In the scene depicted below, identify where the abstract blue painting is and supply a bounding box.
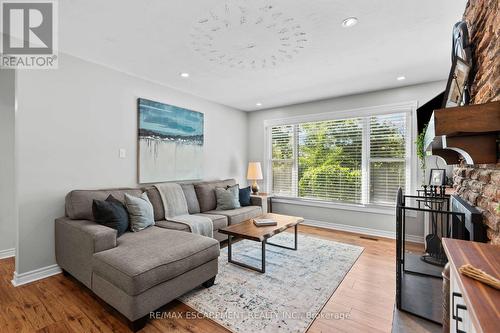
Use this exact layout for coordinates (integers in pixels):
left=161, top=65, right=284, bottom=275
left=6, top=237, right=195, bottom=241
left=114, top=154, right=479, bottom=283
left=138, top=98, right=204, bottom=183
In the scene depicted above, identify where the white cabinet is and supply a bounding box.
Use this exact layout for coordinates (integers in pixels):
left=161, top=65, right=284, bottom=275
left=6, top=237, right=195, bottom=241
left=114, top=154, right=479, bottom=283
left=443, top=239, right=499, bottom=333
left=449, top=270, right=477, bottom=333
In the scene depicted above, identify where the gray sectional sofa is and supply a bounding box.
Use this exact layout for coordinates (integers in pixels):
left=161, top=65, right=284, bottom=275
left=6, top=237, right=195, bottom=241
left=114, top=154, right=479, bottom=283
left=55, top=179, right=264, bottom=331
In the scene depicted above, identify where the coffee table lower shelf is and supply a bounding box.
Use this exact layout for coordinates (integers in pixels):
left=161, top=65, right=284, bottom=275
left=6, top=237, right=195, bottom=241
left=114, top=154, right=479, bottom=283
left=226, top=224, right=298, bottom=273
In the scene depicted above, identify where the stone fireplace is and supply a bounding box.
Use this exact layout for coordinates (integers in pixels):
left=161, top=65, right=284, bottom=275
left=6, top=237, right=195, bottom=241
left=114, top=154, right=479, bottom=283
left=452, top=0, right=499, bottom=244
left=453, top=166, right=499, bottom=243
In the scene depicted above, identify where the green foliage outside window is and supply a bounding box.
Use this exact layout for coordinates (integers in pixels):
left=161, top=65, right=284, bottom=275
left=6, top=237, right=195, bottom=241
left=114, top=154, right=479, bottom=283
left=298, top=119, right=362, bottom=202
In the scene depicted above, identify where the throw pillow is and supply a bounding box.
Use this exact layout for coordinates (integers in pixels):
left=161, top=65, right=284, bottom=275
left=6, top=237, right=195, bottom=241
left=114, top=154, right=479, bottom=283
left=124, top=192, right=155, bottom=232
left=239, top=186, right=252, bottom=206
left=92, top=195, right=129, bottom=237
left=226, top=184, right=241, bottom=209
left=215, top=184, right=241, bottom=210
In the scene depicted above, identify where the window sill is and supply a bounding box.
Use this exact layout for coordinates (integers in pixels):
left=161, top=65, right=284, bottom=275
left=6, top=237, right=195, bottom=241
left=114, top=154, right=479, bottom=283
left=272, top=196, right=416, bottom=217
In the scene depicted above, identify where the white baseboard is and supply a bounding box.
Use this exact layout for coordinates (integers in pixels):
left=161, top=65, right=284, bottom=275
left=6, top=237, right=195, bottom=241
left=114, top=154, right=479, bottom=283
left=0, top=248, right=15, bottom=259
left=11, top=264, right=62, bottom=287
left=303, top=219, right=424, bottom=243
left=405, top=234, right=424, bottom=244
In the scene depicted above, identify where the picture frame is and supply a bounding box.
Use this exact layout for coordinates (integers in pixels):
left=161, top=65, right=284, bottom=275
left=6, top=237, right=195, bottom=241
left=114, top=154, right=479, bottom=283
left=443, top=56, right=471, bottom=108
left=429, top=169, right=446, bottom=186
left=137, top=98, right=204, bottom=184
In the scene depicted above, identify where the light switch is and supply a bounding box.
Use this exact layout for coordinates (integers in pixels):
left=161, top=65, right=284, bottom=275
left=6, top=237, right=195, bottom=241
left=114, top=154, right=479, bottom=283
left=119, top=148, right=127, bottom=158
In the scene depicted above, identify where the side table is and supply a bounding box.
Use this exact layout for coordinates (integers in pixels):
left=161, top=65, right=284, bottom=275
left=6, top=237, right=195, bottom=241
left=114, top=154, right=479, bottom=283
left=250, top=192, right=274, bottom=213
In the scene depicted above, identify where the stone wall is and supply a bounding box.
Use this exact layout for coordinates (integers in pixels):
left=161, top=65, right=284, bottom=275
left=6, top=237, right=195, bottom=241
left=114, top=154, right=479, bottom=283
left=453, top=166, right=500, bottom=244
left=452, top=1, right=499, bottom=244
left=463, top=0, right=499, bottom=104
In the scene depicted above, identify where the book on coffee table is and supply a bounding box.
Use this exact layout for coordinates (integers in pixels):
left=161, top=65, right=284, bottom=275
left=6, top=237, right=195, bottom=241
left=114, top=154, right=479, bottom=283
left=253, top=218, right=277, bottom=227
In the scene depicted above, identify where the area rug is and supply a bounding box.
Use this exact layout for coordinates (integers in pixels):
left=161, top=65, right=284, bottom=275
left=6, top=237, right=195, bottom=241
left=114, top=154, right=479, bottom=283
left=179, top=233, right=364, bottom=333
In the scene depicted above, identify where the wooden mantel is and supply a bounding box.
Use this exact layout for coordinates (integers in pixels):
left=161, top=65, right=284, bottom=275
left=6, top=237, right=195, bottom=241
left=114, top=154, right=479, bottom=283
left=424, top=101, right=500, bottom=164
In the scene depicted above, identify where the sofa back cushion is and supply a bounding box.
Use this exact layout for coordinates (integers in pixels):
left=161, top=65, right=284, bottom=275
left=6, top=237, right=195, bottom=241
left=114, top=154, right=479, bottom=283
left=181, top=183, right=201, bottom=214
left=194, top=179, right=236, bottom=212
left=144, top=184, right=200, bottom=219
left=65, top=188, right=142, bottom=220
left=144, top=187, right=165, bottom=221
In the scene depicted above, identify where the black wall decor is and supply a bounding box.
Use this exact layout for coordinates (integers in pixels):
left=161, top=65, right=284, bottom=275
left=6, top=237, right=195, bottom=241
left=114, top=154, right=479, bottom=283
left=451, top=21, right=472, bottom=63
left=443, top=57, right=471, bottom=107
left=443, top=21, right=472, bottom=107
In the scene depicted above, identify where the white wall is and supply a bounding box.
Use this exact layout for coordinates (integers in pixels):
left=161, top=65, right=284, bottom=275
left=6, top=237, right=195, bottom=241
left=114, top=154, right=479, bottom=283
left=0, top=69, right=16, bottom=257
left=15, top=54, right=248, bottom=274
left=247, top=81, right=447, bottom=239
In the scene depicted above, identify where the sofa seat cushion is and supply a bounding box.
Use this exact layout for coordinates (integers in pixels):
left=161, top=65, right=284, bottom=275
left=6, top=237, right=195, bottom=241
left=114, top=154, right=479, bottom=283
left=156, top=213, right=228, bottom=232
left=193, top=213, right=228, bottom=230
left=205, top=206, right=262, bottom=225
left=92, top=226, right=219, bottom=296
left=155, top=220, right=189, bottom=231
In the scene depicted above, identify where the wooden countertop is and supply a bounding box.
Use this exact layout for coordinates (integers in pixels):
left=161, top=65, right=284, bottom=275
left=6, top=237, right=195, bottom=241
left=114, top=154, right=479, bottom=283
left=442, top=238, right=500, bottom=333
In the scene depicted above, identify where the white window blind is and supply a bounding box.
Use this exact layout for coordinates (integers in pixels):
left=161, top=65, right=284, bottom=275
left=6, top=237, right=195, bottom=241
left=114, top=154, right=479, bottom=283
left=298, top=118, right=362, bottom=203
left=271, top=125, right=295, bottom=196
left=369, top=113, right=407, bottom=204
left=269, top=111, right=409, bottom=206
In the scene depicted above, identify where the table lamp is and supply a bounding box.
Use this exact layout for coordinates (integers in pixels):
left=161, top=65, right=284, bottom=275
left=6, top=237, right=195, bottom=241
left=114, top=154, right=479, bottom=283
left=247, top=162, right=263, bottom=194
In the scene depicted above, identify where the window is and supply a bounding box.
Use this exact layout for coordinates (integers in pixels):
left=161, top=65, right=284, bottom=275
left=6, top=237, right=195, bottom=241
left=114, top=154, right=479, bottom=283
left=298, top=118, right=363, bottom=203
left=269, top=110, right=410, bottom=206
left=271, top=125, right=295, bottom=196
left=369, top=114, right=407, bottom=204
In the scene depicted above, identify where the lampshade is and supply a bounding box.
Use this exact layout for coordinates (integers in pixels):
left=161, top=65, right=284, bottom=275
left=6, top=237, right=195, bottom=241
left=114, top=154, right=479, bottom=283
left=247, top=162, right=263, bottom=180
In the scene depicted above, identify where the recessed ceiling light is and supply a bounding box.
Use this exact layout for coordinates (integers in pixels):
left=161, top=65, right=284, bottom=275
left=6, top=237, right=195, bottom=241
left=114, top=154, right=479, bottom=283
left=341, top=17, right=358, bottom=28
left=256, top=102, right=262, bottom=107
left=397, top=76, right=406, bottom=81
left=180, top=72, right=190, bottom=78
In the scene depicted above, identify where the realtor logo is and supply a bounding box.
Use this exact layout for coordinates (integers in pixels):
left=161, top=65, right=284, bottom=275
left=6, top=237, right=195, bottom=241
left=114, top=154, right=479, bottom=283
left=0, top=0, right=58, bottom=69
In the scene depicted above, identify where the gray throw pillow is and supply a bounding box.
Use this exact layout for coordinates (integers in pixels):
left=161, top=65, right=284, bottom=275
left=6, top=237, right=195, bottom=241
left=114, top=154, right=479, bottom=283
left=124, top=192, right=155, bottom=232
left=215, top=185, right=241, bottom=210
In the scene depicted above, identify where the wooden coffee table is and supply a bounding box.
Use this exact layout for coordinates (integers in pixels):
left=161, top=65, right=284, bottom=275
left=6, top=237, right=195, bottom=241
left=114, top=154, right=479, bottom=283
left=219, top=213, right=303, bottom=273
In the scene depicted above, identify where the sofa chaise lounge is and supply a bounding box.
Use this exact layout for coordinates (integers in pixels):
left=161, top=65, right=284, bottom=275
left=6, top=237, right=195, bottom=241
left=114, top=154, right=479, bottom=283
left=55, top=179, right=264, bottom=331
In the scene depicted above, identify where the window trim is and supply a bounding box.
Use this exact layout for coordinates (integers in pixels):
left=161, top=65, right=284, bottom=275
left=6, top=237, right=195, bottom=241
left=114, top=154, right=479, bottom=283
left=271, top=196, right=397, bottom=216
left=263, top=101, right=418, bottom=208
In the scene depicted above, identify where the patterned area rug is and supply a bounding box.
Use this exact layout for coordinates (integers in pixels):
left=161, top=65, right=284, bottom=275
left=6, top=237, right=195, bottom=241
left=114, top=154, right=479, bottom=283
left=179, top=233, right=364, bottom=333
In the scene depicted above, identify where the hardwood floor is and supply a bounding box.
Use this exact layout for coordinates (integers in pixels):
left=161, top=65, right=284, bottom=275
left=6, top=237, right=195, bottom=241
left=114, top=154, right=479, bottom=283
left=0, top=225, right=412, bottom=333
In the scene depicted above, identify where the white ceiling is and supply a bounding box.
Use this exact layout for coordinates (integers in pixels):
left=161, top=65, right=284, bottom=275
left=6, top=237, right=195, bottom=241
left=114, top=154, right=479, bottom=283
left=59, top=0, right=466, bottom=111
